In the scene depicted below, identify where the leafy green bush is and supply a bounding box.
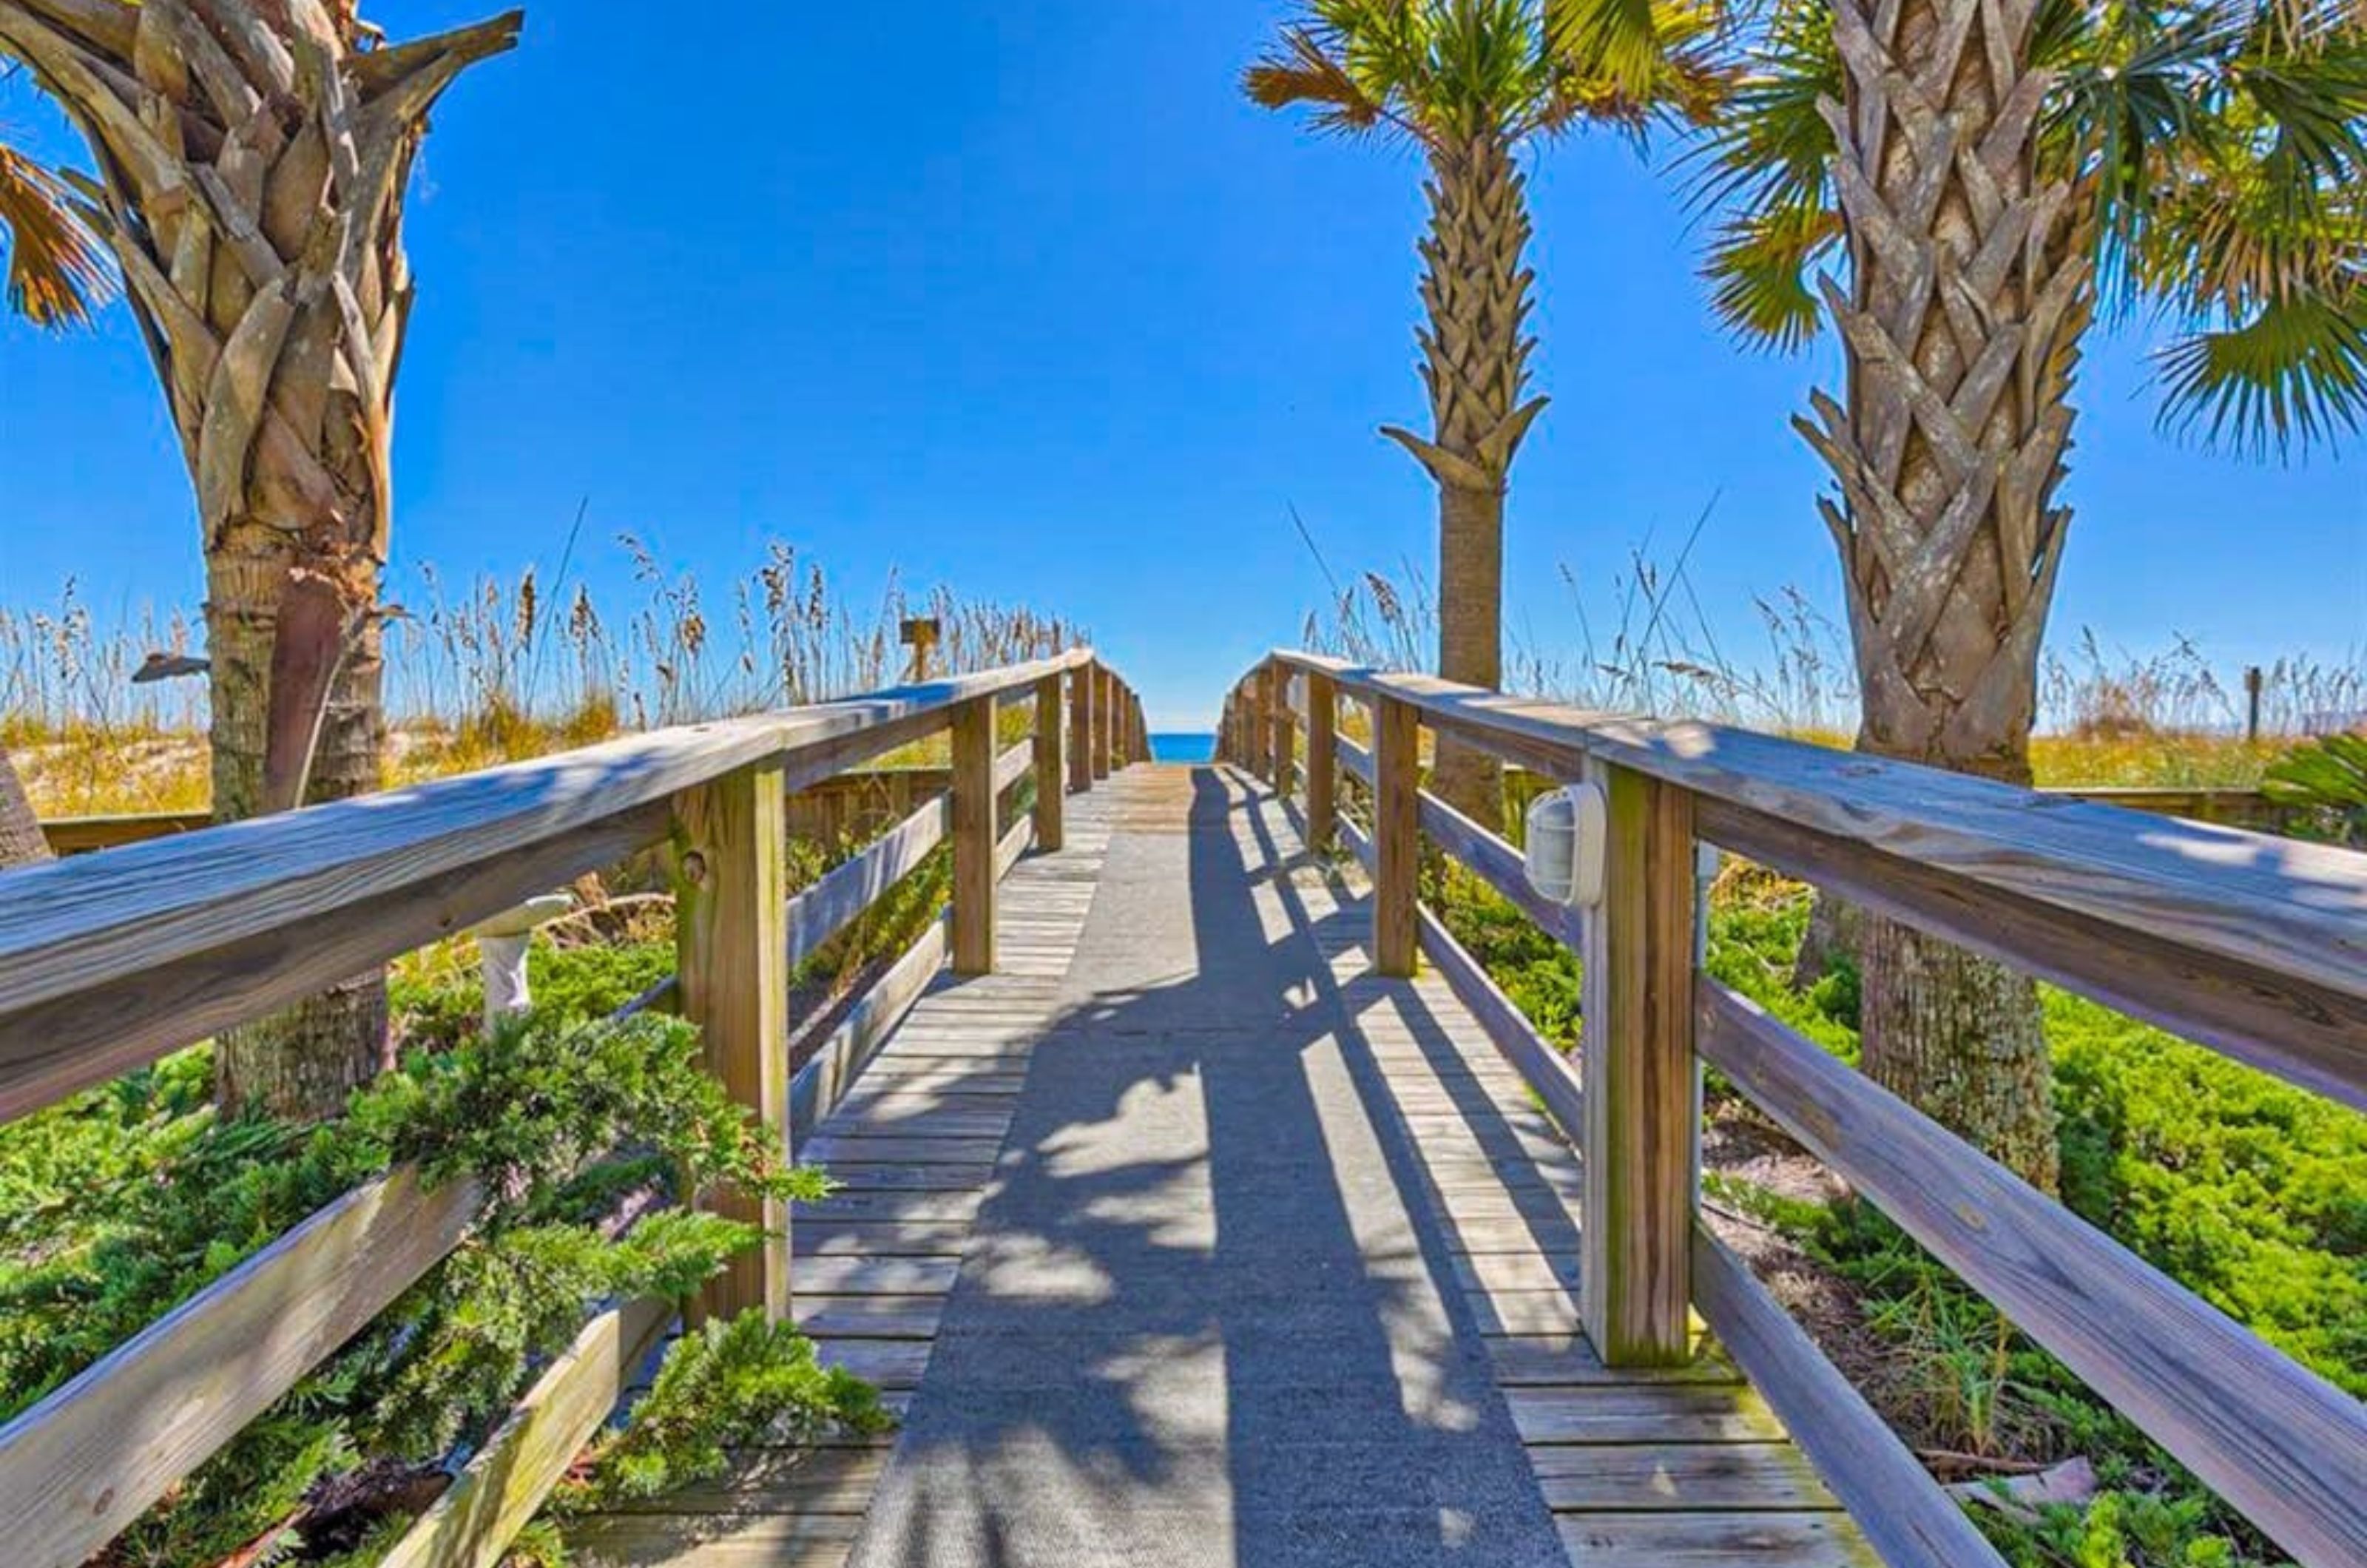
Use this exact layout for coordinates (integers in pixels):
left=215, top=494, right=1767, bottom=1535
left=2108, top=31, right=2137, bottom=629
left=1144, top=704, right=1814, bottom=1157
left=391, top=939, right=676, bottom=1055
left=2050, top=994, right=2366, bottom=1397
left=558, top=1311, right=888, bottom=1509
left=0, top=1004, right=847, bottom=1565
left=2262, top=733, right=2367, bottom=845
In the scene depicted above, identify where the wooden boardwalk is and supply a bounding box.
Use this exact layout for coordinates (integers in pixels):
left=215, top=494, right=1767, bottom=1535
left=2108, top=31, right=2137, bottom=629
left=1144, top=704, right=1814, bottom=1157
left=570, top=766, right=1866, bottom=1567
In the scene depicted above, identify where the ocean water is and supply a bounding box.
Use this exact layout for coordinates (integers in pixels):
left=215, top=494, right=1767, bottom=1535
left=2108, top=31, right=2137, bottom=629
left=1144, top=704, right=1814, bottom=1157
left=1149, top=732, right=1217, bottom=763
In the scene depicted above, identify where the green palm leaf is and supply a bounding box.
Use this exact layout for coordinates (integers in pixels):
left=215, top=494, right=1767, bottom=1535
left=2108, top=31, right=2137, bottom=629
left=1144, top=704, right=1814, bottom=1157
left=2155, top=284, right=2367, bottom=457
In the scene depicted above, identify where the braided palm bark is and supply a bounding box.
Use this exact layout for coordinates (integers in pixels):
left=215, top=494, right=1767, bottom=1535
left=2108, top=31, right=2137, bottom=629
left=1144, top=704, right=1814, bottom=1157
left=1801, top=0, right=2092, bottom=1185
left=1385, top=133, right=1547, bottom=827
left=0, top=0, right=519, bottom=1115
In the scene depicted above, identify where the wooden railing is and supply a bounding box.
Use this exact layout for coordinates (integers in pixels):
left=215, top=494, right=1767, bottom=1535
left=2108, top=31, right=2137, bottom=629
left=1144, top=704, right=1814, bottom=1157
left=1222, top=651, right=2367, bottom=1568
left=0, top=650, right=1146, bottom=1568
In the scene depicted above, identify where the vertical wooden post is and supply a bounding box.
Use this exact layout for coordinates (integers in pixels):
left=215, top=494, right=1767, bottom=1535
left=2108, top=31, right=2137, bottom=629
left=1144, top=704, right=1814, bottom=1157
left=1580, top=760, right=1698, bottom=1367
left=1269, top=667, right=1296, bottom=800
left=1372, top=695, right=1419, bottom=977
left=1101, top=669, right=1123, bottom=772
left=1068, top=663, right=1094, bottom=794
left=1089, top=665, right=1112, bottom=782
left=1306, top=670, right=1337, bottom=854
left=950, top=696, right=996, bottom=975
left=673, top=758, right=791, bottom=1323
left=1249, top=664, right=1273, bottom=780
left=1033, top=672, right=1065, bottom=853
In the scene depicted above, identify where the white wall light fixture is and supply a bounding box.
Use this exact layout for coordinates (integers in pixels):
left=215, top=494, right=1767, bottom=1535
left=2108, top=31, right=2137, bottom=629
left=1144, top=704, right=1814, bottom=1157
left=1523, top=783, right=1609, bottom=908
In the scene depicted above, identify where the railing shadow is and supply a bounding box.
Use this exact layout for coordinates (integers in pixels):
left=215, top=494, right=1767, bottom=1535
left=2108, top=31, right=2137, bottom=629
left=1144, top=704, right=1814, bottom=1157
left=845, top=766, right=1564, bottom=1567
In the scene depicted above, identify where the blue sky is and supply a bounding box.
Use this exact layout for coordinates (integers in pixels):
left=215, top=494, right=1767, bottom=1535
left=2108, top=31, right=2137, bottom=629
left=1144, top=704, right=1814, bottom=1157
left=2, top=1, right=2360, bottom=731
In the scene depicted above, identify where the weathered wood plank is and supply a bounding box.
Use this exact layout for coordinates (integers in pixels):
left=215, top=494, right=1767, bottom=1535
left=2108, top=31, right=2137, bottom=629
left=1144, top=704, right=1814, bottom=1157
left=0, top=652, right=1096, bottom=1125
left=37, top=810, right=212, bottom=855
left=1269, top=663, right=1296, bottom=799
left=1581, top=761, right=1696, bottom=1368
left=1693, top=1224, right=2001, bottom=1566
left=675, top=759, right=791, bottom=1323
left=787, top=917, right=948, bottom=1138
left=382, top=1296, right=672, bottom=1568
left=993, top=737, right=1033, bottom=798
left=1033, top=672, right=1064, bottom=853
left=1510, top=1385, right=1786, bottom=1444
left=1373, top=695, right=1420, bottom=978
left=1701, top=981, right=2367, bottom=1568
left=563, top=1510, right=862, bottom=1567
left=1273, top=652, right=2367, bottom=1109
left=0, top=1169, right=480, bottom=1568
left=1553, top=1510, right=1875, bottom=1567
left=791, top=1294, right=947, bottom=1338
left=783, top=794, right=947, bottom=970
left=1067, top=663, right=1094, bottom=795
left=1527, top=1442, right=1837, bottom=1512
left=950, top=696, right=996, bottom=976
left=1699, top=794, right=2366, bottom=1112
left=1488, top=1334, right=1739, bottom=1387
left=792, top=1256, right=960, bottom=1296
left=1306, top=669, right=1338, bottom=853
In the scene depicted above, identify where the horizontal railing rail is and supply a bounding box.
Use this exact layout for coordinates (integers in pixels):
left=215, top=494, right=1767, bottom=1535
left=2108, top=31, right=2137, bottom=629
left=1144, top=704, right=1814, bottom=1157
left=1223, top=649, right=2367, bottom=1568
left=0, top=649, right=1147, bottom=1568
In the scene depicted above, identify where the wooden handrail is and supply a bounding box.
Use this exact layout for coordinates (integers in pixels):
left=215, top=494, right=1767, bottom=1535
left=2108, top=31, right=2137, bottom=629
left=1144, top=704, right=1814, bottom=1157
left=0, top=649, right=1147, bottom=1568
left=1273, top=650, right=2367, bottom=1110
left=1701, top=982, right=2367, bottom=1566
left=1235, top=649, right=2367, bottom=1568
left=0, top=652, right=1093, bottom=1125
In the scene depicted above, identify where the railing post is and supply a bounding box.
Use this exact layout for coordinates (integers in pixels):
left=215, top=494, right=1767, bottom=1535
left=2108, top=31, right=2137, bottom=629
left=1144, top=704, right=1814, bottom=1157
left=1104, top=670, right=1124, bottom=771
left=672, top=757, right=791, bottom=1324
left=1306, top=669, right=1337, bottom=854
left=950, top=695, right=997, bottom=974
left=1068, top=662, right=1094, bottom=794
left=1269, top=666, right=1296, bottom=802
left=1252, top=663, right=1276, bottom=781
left=1372, top=695, right=1419, bottom=978
left=1090, top=665, right=1112, bottom=783
left=1033, top=672, right=1065, bottom=853
left=1580, top=760, right=1698, bottom=1366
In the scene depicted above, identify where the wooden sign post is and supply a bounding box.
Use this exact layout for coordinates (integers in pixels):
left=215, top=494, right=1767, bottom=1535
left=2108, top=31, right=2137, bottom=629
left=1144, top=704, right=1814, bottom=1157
left=901, top=618, right=942, bottom=683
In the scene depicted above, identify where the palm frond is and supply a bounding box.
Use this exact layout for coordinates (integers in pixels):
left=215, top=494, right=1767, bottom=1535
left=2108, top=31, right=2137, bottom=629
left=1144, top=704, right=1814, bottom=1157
left=1675, top=0, right=1836, bottom=342
left=1548, top=0, right=1678, bottom=105
left=1243, top=27, right=1394, bottom=137
left=0, top=141, right=111, bottom=328
left=1704, top=194, right=1840, bottom=349
left=2155, top=283, right=2367, bottom=458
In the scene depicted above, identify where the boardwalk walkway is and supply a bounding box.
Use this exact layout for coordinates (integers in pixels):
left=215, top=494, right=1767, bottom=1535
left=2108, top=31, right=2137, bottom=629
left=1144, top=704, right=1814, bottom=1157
left=573, top=766, right=1865, bottom=1567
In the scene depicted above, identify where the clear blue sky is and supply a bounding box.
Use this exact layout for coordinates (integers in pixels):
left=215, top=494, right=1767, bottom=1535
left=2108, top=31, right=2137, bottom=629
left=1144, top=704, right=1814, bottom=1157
left=3, top=1, right=2360, bottom=730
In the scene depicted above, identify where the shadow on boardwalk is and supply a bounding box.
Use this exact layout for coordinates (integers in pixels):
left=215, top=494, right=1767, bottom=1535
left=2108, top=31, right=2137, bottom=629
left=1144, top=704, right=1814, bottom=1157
left=843, top=767, right=1571, bottom=1567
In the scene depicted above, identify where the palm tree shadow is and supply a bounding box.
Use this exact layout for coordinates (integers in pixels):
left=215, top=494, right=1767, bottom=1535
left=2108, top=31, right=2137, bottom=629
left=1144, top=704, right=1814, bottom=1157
left=847, top=766, right=1568, bottom=1567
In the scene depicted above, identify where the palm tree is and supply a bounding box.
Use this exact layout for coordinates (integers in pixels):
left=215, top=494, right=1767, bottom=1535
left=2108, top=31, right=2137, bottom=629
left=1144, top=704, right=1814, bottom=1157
left=1690, top=0, right=2367, bottom=1186
left=1245, top=0, right=1726, bottom=828
left=0, top=0, right=521, bottom=1118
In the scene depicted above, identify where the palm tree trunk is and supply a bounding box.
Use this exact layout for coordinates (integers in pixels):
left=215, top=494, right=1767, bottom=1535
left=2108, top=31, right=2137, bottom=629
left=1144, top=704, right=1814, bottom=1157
left=1385, top=134, right=1547, bottom=831
left=1802, top=0, right=2093, bottom=1189
left=0, top=1, right=519, bottom=1119
left=0, top=748, right=51, bottom=869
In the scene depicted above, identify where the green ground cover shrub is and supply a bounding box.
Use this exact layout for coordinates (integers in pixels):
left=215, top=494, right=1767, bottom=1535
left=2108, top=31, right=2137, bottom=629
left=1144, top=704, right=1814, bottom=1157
left=0, top=955, right=873, bottom=1566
